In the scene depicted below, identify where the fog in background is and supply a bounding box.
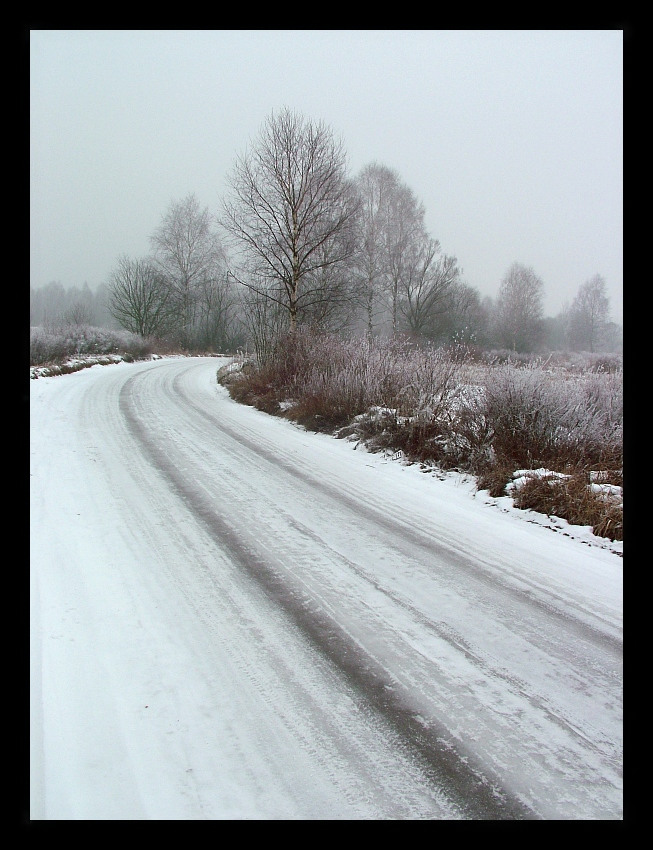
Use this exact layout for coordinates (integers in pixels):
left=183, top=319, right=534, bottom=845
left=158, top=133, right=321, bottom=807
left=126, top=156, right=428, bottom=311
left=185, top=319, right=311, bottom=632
left=30, top=29, right=623, bottom=322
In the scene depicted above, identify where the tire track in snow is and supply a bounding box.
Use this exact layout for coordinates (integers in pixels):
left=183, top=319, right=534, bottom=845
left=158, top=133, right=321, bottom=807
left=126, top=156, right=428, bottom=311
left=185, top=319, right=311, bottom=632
left=119, top=365, right=538, bottom=820
left=172, top=366, right=622, bottom=654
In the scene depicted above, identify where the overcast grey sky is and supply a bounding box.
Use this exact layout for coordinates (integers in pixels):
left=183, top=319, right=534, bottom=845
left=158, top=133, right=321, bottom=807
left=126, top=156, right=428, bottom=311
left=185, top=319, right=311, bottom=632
left=30, top=29, right=623, bottom=322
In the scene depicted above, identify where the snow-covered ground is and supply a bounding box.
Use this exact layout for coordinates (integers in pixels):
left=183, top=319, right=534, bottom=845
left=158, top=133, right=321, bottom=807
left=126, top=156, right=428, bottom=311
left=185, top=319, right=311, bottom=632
left=30, top=356, right=623, bottom=819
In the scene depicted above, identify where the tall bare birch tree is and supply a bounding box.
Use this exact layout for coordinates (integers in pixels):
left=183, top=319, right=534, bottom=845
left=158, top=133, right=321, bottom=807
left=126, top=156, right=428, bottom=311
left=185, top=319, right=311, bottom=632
left=384, top=179, right=426, bottom=335
left=352, top=162, right=428, bottom=336
left=352, top=163, right=397, bottom=335
left=150, top=193, right=227, bottom=348
left=221, top=108, right=359, bottom=334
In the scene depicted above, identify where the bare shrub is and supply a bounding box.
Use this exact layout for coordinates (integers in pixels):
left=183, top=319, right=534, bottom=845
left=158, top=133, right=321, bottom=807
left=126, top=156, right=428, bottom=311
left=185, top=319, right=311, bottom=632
left=394, top=345, right=466, bottom=420
left=226, top=332, right=622, bottom=474
left=221, top=330, right=471, bottom=447
left=587, top=353, right=622, bottom=373
left=223, top=359, right=282, bottom=413
left=573, top=371, right=623, bottom=464
left=273, top=331, right=405, bottom=421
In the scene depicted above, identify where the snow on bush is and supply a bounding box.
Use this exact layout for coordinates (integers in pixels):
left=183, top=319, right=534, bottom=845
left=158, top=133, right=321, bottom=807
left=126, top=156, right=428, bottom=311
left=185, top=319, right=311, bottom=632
left=30, top=324, right=153, bottom=368
left=469, top=364, right=623, bottom=469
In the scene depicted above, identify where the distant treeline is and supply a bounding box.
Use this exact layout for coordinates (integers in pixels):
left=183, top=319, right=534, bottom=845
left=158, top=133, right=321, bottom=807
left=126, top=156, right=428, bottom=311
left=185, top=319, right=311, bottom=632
left=31, top=109, right=623, bottom=356
left=30, top=275, right=623, bottom=356
left=30, top=281, right=117, bottom=332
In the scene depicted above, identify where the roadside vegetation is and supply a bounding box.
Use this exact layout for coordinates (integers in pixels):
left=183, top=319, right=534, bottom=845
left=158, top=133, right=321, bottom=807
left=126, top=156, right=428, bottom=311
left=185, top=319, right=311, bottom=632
left=219, top=330, right=623, bottom=542
left=31, top=108, right=623, bottom=543
left=29, top=324, right=158, bottom=377
left=29, top=322, right=624, bottom=543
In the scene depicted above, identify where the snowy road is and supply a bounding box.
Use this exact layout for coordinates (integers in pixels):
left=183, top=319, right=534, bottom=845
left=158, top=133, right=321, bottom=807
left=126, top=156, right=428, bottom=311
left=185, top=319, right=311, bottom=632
left=30, top=357, right=623, bottom=820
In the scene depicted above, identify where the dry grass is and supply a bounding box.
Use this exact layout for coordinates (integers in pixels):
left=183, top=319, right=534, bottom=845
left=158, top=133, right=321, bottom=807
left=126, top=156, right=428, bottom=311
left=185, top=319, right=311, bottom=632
left=511, top=472, right=623, bottom=541
left=476, top=463, right=516, bottom=498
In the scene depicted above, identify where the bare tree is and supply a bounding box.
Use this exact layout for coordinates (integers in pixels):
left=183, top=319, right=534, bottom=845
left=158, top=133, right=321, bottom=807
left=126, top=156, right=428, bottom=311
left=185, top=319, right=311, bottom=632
left=444, top=281, right=490, bottom=346
left=351, top=163, right=427, bottom=336
left=94, top=281, right=121, bottom=329
left=352, top=163, right=396, bottom=335
left=193, top=272, right=241, bottom=351
left=294, top=228, right=361, bottom=333
left=239, top=284, right=288, bottom=364
left=494, top=262, right=545, bottom=352
left=150, top=193, right=226, bottom=348
left=107, top=255, right=171, bottom=337
left=383, top=180, right=426, bottom=335
left=63, top=301, right=94, bottom=326
left=31, top=282, right=65, bottom=328
left=60, top=282, right=96, bottom=326
left=221, top=108, right=359, bottom=334
left=399, top=236, right=460, bottom=338
left=568, top=274, right=611, bottom=352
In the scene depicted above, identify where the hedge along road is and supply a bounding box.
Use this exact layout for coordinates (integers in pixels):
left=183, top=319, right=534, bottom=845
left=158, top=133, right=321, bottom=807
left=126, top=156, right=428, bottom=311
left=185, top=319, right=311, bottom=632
left=29, top=356, right=623, bottom=820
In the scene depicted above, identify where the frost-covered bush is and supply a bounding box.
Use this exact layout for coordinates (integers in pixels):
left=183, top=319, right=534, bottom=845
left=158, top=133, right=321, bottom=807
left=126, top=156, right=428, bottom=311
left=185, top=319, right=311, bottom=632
left=221, top=329, right=622, bottom=472
left=29, top=326, right=70, bottom=364
left=263, top=331, right=469, bottom=433
left=469, top=365, right=623, bottom=470
left=30, top=324, right=153, bottom=366
left=481, top=349, right=538, bottom=368
left=480, top=367, right=576, bottom=466
left=224, top=330, right=470, bottom=447
left=266, top=332, right=403, bottom=428
left=220, top=329, right=623, bottom=537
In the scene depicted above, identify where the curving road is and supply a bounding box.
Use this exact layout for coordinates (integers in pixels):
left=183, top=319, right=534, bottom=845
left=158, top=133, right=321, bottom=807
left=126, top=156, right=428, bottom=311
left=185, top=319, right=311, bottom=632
left=30, top=357, right=623, bottom=820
